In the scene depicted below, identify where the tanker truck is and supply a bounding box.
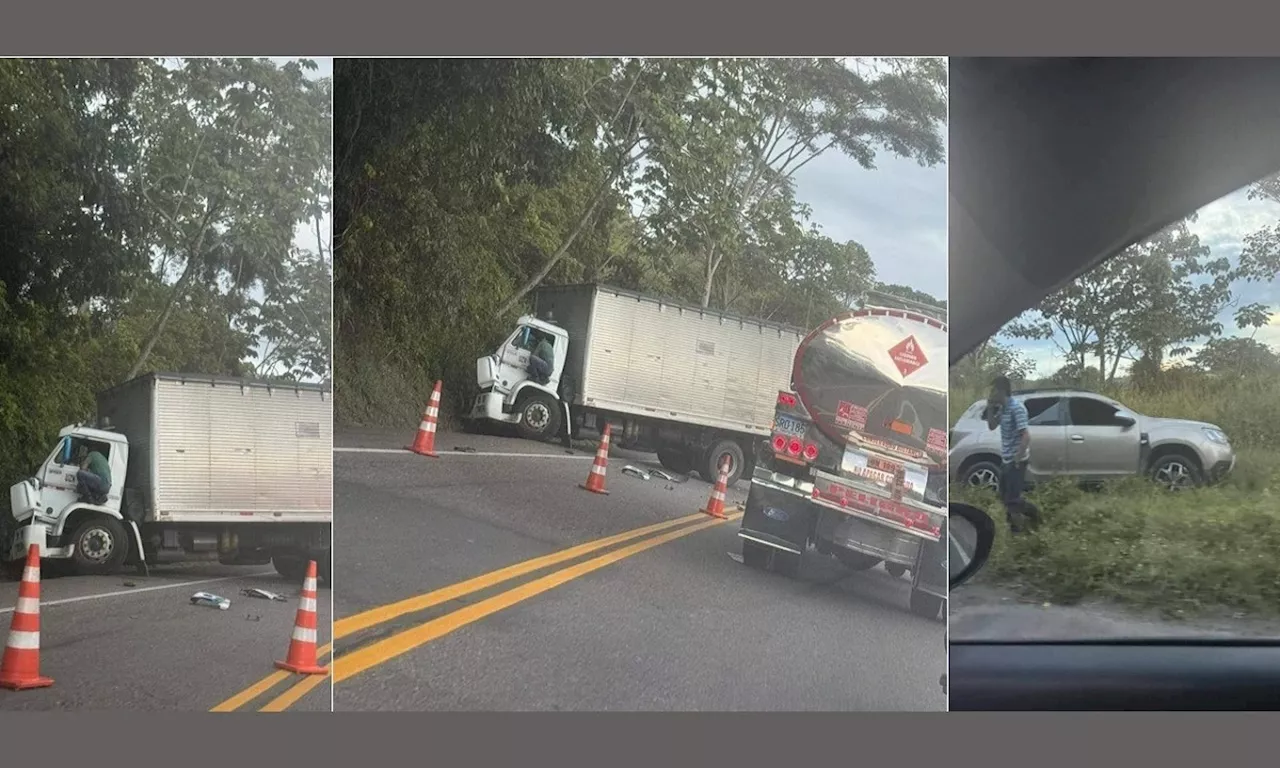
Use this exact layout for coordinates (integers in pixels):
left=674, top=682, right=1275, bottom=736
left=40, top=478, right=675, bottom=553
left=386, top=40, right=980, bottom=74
left=736, top=297, right=950, bottom=618
left=5, top=373, right=333, bottom=583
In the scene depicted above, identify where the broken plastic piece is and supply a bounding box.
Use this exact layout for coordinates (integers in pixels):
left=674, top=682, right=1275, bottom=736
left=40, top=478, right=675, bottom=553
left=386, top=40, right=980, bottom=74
left=190, top=591, right=231, bottom=610
left=621, top=465, right=651, bottom=481
left=240, top=588, right=288, bottom=602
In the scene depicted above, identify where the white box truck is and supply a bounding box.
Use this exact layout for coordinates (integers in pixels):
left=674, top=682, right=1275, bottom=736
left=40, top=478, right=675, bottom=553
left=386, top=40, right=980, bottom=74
left=467, top=284, right=805, bottom=487
left=5, top=373, right=332, bottom=583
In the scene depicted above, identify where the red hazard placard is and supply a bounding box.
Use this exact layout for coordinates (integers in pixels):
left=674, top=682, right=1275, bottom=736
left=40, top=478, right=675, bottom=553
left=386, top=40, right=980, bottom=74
left=836, top=400, right=868, bottom=431
left=927, top=428, right=947, bottom=455
left=888, top=334, right=927, bottom=378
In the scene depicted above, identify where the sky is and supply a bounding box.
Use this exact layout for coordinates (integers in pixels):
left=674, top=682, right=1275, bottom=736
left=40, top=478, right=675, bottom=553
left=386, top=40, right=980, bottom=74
left=793, top=148, right=948, bottom=301
left=998, top=183, right=1280, bottom=378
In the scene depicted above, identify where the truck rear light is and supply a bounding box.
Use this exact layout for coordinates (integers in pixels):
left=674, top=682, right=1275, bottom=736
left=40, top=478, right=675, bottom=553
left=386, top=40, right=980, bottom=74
left=777, top=392, right=797, bottom=408
left=802, top=442, right=819, bottom=461
left=772, top=434, right=787, bottom=452
left=787, top=438, right=803, bottom=456
left=888, top=419, right=913, bottom=436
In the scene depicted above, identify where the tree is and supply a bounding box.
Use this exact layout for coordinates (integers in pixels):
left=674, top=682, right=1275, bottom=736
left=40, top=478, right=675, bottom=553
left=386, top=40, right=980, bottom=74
left=1007, top=221, right=1232, bottom=384
left=0, top=58, right=148, bottom=307
left=644, top=57, right=947, bottom=308
left=1192, top=336, right=1280, bottom=378
left=128, top=57, right=330, bottom=380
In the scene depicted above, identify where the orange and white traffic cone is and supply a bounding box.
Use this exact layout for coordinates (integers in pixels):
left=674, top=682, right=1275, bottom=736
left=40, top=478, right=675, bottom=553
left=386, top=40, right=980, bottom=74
left=0, top=545, right=53, bottom=690
left=700, top=459, right=730, bottom=519
left=579, top=424, right=612, bottom=495
left=274, top=560, right=328, bottom=676
left=408, top=381, right=443, bottom=458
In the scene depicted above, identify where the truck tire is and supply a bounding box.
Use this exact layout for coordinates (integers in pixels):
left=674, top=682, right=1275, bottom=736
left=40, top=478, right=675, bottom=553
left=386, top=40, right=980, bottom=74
left=657, top=448, right=695, bottom=475
left=909, top=588, right=945, bottom=620
left=272, top=553, right=309, bottom=584
left=702, top=439, right=746, bottom=487
left=69, top=515, right=130, bottom=576
left=515, top=393, right=562, bottom=443
left=834, top=549, right=881, bottom=571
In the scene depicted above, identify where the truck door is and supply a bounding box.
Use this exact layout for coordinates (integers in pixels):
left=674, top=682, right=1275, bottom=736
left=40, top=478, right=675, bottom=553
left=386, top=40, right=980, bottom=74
left=40, top=437, right=81, bottom=494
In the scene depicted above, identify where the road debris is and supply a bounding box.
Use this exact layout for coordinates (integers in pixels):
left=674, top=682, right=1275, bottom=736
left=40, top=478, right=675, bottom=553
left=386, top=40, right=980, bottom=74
left=621, top=465, right=651, bottom=481
left=240, top=588, right=288, bottom=602
left=121, top=581, right=136, bottom=588
left=190, top=592, right=231, bottom=610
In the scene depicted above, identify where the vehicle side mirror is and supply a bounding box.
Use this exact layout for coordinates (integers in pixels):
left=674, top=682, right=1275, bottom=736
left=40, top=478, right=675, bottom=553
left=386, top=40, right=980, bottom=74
left=1114, top=410, right=1136, bottom=428
left=948, top=502, right=997, bottom=589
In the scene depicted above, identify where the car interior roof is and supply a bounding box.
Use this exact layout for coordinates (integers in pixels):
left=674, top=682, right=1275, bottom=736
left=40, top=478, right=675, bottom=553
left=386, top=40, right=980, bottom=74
left=949, top=57, right=1280, bottom=363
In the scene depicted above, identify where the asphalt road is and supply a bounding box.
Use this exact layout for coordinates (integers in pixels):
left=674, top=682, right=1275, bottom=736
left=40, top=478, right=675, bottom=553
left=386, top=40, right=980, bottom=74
left=333, top=427, right=947, bottom=711
left=0, top=561, right=331, bottom=711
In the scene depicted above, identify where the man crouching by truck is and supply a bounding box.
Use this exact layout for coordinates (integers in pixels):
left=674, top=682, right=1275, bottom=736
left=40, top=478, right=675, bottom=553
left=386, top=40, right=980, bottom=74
left=75, top=444, right=112, bottom=504
left=986, top=375, right=1038, bottom=533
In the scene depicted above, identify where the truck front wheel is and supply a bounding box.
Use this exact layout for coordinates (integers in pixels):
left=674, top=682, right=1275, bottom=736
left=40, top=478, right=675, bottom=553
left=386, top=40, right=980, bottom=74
left=69, top=516, right=130, bottom=575
left=516, top=393, right=562, bottom=443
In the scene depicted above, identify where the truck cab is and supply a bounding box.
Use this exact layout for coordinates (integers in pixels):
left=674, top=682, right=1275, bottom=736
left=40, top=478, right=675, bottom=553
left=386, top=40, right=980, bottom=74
left=9, top=424, right=135, bottom=566
left=471, top=316, right=571, bottom=441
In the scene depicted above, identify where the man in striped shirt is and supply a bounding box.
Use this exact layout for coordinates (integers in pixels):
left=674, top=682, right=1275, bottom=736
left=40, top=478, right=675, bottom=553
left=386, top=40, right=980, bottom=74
left=986, top=375, right=1034, bottom=532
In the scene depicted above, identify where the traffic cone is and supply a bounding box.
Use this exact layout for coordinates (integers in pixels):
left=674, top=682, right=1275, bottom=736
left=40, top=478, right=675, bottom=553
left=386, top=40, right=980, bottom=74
left=408, top=381, right=442, bottom=458
left=274, top=560, right=328, bottom=676
left=0, top=545, right=53, bottom=690
left=579, top=424, right=612, bottom=495
left=700, top=459, right=730, bottom=519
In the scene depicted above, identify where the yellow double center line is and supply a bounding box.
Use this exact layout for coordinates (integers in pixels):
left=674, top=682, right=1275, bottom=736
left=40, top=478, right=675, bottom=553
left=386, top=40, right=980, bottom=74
left=211, top=509, right=739, bottom=711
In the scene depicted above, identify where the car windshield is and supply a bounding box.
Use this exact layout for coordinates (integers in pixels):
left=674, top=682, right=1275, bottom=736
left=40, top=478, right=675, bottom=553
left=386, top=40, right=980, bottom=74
left=949, top=175, right=1280, bottom=641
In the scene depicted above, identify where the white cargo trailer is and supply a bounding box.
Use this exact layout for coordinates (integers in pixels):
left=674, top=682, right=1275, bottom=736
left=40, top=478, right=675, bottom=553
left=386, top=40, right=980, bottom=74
left=6, top=373, right=332, bottom=583
left=468, top=284, right=805, bottom=487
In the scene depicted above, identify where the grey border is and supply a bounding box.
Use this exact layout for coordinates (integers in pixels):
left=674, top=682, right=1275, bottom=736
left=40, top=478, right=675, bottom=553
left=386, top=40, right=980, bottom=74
left=2, top=2, right=1280, bottom=54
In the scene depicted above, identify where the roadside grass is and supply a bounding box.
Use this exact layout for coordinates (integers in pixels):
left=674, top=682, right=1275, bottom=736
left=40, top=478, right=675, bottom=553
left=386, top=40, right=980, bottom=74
left=950, top=375, right=1280, bottom=620
left=952, top=449, right=1280, bottom=620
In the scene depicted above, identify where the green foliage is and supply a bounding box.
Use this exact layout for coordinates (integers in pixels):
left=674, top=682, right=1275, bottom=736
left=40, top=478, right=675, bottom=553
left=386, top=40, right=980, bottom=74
left=954, top=463, right=1280, bottom=618
left=334, top=58, right=946, bottom=427
left=0, top=57, right=329, bottom=513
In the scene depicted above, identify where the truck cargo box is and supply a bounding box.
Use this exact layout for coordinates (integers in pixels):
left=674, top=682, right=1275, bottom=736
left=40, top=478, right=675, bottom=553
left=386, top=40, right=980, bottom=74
left=532, top=285, right=805, bottom=437
left=96, top=373, right=333, bottom=524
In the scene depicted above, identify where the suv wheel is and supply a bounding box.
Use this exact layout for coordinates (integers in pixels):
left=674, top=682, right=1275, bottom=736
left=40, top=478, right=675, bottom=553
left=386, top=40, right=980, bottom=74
left=1151, top=453, right=1202, bottom=490
left=961, top=460, right=1002, bottom=494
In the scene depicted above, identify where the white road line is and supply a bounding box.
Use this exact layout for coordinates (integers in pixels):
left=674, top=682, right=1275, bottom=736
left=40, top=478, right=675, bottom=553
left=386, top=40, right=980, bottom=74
left=334, top=447, right=594, bottom=459
left=0, top=571, right=275, bottom=614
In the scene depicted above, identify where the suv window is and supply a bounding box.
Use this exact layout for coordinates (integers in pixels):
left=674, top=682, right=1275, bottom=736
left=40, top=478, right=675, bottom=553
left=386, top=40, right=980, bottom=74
left=1024, top=396, right=1065, bottom=426
left=1068, top=397, right=1123, bottom=427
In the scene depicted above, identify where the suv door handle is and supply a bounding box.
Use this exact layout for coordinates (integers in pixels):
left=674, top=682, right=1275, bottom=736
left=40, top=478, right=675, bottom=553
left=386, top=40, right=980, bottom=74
left=1070, top=435, right=1085, bottom=442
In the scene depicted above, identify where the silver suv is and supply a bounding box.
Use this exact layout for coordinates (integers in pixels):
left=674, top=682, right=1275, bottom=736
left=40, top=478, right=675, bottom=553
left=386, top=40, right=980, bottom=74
left=948, top=389, right=1236, bottom=491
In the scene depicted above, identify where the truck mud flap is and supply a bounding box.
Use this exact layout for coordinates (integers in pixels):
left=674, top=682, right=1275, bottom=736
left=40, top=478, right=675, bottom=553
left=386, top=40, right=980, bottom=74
left=126, top=520, right=149, bottom=577
left=912, top=516, right=947, bottom=598
left=739, top=481, right=814, bottom=553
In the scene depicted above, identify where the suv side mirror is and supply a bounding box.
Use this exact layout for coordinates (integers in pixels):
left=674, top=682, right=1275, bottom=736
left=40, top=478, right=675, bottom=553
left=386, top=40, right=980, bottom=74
left=1114, top=410, right=1137, bottom=428
left=948, top=502, right=997, bottom=589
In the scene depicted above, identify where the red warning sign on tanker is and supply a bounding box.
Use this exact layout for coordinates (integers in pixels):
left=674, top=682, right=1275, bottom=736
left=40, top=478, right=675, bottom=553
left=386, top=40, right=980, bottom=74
left=836, top=400, right=868, bottom=431
left=927, top=427, right=947, bottom=455
left=888, top=334, right=927, bottom=378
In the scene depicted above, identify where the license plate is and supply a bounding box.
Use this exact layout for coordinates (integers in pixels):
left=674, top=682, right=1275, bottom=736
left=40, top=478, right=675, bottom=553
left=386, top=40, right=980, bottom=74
left=774, top=414, right=807, bottom=437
